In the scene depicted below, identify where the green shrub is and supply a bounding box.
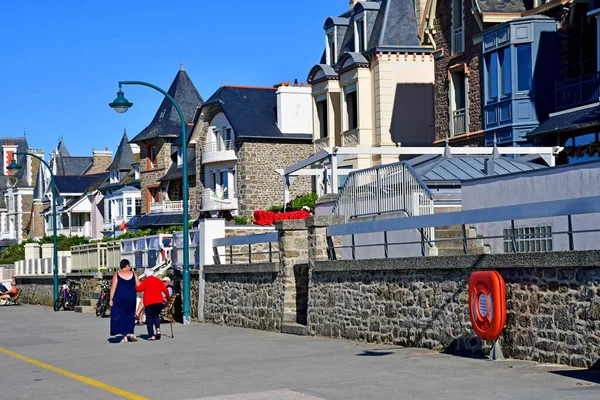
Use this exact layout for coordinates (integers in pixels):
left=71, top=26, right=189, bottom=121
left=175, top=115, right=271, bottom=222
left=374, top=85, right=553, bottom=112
left=266, top=205, right=284, bottom=213
left=0, top=243, right=25, bottom=264
left=290, top=193, right=318, bottom=213
left=233, top=215, right=252, bottom=225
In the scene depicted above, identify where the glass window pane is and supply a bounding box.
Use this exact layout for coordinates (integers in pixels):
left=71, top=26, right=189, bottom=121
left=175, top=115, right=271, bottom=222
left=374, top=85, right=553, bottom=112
left=501, top=47, right=511, bottom=96
left=486, top=53, right=498, bottom=100
left=517, top=44, right=532, bottom=92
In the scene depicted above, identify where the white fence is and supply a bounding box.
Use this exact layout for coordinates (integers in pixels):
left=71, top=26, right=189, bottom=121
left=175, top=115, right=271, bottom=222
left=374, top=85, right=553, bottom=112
left=15, top=252, right=72, bottom=276
left=120, top=234, right=173, bottom=270
left=71, top=242, right=121, bottom=272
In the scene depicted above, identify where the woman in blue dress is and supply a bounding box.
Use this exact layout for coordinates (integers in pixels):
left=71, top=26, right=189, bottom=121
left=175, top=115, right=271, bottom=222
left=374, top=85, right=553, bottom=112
left=109, top=259, right=140, bottom=342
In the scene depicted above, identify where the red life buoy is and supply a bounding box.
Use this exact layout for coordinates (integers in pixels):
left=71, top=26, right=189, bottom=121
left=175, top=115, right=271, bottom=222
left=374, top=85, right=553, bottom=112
left=468, top=271, right=506, bottom=341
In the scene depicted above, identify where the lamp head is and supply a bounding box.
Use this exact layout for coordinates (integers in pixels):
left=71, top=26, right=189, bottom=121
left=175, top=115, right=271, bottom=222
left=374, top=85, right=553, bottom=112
left=7, top=159, right=21, bottom=172
left=109, top=89, right=133, bottom=114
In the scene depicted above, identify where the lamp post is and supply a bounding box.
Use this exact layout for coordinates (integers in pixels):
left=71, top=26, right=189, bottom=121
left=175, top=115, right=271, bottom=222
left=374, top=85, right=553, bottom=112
left=109, top=81, right=192, bottom=324
left=8, top=153, right=59, bottom=302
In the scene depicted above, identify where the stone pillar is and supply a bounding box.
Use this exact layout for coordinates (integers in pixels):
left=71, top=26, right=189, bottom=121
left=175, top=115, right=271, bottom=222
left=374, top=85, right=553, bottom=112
left=197, top=219, right=225, bottom=322
left=305, top=216, right=345, bottom=264
left=24, top=243, right=40, bottom=260
left=275, top=220, right=308, bottom=327
left=41, top=243, right=54, bottom=259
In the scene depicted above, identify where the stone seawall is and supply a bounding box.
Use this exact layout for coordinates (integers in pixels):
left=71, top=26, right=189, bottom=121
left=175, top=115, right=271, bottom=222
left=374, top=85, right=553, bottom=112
left=18, top=274, right=118, bottom=307
left=203, top=263, right=282, bottom=331
left=309, top=251, right=600, bottom=368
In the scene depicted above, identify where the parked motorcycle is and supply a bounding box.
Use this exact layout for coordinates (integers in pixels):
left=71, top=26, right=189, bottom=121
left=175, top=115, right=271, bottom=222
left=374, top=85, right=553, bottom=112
left=95, top=281, right=111, bottom=318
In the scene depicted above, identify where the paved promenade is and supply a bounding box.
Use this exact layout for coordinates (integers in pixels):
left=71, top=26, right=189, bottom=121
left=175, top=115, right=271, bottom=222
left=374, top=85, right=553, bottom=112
left=0, top=305, right=598, bottom=399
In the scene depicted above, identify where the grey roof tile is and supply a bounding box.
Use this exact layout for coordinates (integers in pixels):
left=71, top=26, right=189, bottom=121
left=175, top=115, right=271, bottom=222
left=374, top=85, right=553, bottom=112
left=108, top=131, right=137, bottom=171
left=54, top=175, right=103, bottom=194
left=477, top=0, right=525, bottom=13
left=130, top=68, right=204, bottom=143
left=201, top=86, right=312, bottom=140
left=527, top=105, right=600, bottom=137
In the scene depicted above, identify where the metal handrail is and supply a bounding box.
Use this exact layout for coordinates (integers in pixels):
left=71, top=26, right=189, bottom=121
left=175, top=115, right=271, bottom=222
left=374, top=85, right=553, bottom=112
left=212, top=231, right=279, bottom=265
left=326, top=195, right=600, bottom=259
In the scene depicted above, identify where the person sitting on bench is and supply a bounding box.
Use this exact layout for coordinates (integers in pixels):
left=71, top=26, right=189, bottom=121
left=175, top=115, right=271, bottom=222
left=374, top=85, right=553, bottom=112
left=0, top=282, right=18, bottom=301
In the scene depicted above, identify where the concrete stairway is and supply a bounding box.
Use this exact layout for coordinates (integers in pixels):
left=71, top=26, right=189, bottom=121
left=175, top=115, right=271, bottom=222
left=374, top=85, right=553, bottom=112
left=432, top=207, right=490, bottom=256
left=74, top=298, right=95, bottom=314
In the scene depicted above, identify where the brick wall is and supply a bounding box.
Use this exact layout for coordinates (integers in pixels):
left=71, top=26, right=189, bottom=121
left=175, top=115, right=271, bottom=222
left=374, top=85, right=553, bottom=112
left=31, top=202, right=45, bottom=237
left=433, top=0, right=484, bottom=146
left=236, top=139, right=313, bottom=216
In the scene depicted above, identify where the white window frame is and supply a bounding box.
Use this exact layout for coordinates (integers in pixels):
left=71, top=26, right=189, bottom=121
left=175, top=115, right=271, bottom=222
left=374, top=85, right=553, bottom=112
left=176, top=147, right=182, bottom=166
left=503, top=226, right=553, bottom=253
left=134, top=165, right=140, bottom=180
left=354, top=14, right=367, bottom=53
left=449, top=68, right=468, bottom=137
left=326, top=27, right=337, bottom=64
left=451, top=0, right=464, bottom=55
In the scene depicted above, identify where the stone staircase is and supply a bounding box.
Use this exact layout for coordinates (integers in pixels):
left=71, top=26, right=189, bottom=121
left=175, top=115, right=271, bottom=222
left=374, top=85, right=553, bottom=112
left=75, top=292, right=106, bottom=315
left=432, top=207, right=490, bottom=256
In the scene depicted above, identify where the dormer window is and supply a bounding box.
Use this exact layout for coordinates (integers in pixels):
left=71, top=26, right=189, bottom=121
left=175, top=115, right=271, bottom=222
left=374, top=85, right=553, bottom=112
left=110, top=170, right=118, bottom=184
left=326, top=28, right=337, bottom=64
left=134, top=165, right=140, bottom=180
left=177, top=147, right=182, bottom=167
left=354, top=16, right=366, bottom=53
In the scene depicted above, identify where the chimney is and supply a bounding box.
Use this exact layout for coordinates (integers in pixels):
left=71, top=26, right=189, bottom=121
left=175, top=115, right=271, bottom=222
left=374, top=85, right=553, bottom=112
left=87, top=149, right=113, bottom=175
left=484, top=158, right=495, bottom=176
left=276, top=80, right=313, bottom=135
left=3, top=141, right=18, bottom=176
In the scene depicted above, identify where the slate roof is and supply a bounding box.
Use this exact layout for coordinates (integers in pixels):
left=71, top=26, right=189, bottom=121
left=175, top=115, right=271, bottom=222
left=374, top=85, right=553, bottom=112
left=527, top=104, right=600, bottom=137
left=54, top=175, right=104, bottom=194
left=160, top=148, right=196, bottom=182
left=201, top=86, right=312, bottom=140
left=477, top=0, right=525, bottom=13
left=407, top=153, right=545, bottom=184
left=52, top=141, right=93, bottom=175
left=130, top=67, right=204, bottom=144
left=108, top=131, right=137, bottom=171
left=126, top=213, right=186, bottom=229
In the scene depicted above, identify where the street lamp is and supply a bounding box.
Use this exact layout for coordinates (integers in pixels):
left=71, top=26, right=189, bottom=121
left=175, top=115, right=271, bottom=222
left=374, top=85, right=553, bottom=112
left=8, top=153, right=59, bottom=303
left=109, top=81, right=192, bottom=324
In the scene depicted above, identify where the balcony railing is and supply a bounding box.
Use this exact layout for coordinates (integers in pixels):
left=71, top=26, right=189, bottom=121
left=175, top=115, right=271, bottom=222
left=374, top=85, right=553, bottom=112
left=150, top=200, right=187, bottom=213
left=202, top=188, right=238, bottom=211
left=452, top=108, right=466, bottom=136
left=452, top=27, right=464, bottom=54
left=202, top=140, right=235, bottom=156
left=0, top=231, right=14, bottom=240
left=556, top=72, right=600, bottom=111
left=103, top=216, right=125, bottom=231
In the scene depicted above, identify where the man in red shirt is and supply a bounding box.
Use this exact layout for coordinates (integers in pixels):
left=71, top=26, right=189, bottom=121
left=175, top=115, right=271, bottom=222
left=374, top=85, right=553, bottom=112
left=136, top=274, right=170, bottom=340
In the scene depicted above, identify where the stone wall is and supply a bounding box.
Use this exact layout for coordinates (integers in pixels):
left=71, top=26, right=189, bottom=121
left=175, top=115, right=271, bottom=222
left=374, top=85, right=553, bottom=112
left=20, top=192, right=33, bottom=240
left=236, top=139, right=313, bottom=216
left=432, top=0, right=484, bottom=146
left=86, top=151, right=112, bottom=175
left=203, top=263, right=281, bottom=331
left=309, top=251, right=600, bottom=368
left=139, top=138, right=171, bottom=214
left=30, top=202, right=45, bottom=238
left=17, top=273, right=115, bottom=306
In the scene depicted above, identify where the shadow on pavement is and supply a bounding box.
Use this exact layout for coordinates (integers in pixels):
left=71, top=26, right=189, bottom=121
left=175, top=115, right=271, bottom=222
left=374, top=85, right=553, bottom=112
left=550, top=369, right=600, bottom=385
left=357, top=350, right=395, bottom=357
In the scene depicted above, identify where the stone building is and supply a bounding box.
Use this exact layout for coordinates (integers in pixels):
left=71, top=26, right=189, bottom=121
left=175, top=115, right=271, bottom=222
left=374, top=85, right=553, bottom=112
left=127, top=65, right=203, bottom=229
left=0, top=136, right=40, bottom=244
left=308, top=0, right=435, bottom=170
left=419, top=0, right=525, bottom=146
left=192, top=84, right=313, bottom=217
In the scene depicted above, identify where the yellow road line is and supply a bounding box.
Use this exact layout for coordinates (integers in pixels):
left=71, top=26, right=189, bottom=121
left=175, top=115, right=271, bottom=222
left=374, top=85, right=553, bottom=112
left=0, top=347, right=148, bottom=400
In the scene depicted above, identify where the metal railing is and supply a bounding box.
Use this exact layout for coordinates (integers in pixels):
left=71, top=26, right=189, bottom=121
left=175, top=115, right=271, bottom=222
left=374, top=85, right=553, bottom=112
left=202, top=140, right=235, bottom=156
left=333, top=161, right=434, bottom=216
left=212, top=231, right=279, bottom=265
left=150, top=200, right=186, bottom=213
left=555, top=71, right=600, bottom=111
left=452, top=108, right=466, bottom=136
left=203, top=188, right=236, bottom=202
left=326, top=196, right=600, bottom=259
left=71, top=242, right=121, bottom=272
left=452, top=26, right=464, bottom=54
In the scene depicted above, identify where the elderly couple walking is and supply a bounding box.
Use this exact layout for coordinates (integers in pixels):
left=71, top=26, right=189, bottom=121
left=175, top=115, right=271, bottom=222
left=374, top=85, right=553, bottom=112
left=109, top=259, right=171, bottom=343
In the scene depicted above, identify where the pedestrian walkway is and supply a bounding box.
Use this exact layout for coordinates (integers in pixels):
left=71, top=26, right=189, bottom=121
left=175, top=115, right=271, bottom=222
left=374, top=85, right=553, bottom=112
left=0, top=305, right=598, bottom=399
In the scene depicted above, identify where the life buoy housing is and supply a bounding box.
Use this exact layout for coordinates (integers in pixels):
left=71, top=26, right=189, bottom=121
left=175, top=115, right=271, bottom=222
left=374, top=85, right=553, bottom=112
left=468, top=270, right=506, bottom=341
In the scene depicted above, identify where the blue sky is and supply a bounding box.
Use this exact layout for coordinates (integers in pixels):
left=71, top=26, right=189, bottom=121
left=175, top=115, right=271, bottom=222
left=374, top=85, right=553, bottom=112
left=0, top=1, right=341, bottom=156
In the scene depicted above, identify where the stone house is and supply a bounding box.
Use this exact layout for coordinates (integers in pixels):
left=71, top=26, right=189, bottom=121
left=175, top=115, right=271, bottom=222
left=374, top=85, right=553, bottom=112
left=192, top=84, right=313, bottom=217
left=0, top=137, right=41, bottom=245
left=308, top=0, right=435, bottom=171
left=128, top=66, right=203, bottom=229
left=419, top=0, right=526, bottom=146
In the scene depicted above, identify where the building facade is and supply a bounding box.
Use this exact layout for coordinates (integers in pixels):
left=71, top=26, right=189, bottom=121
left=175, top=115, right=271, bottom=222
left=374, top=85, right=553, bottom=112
left=308, top=0, right=435, bottom=171
left=192, top=84, right=313, bottom=217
